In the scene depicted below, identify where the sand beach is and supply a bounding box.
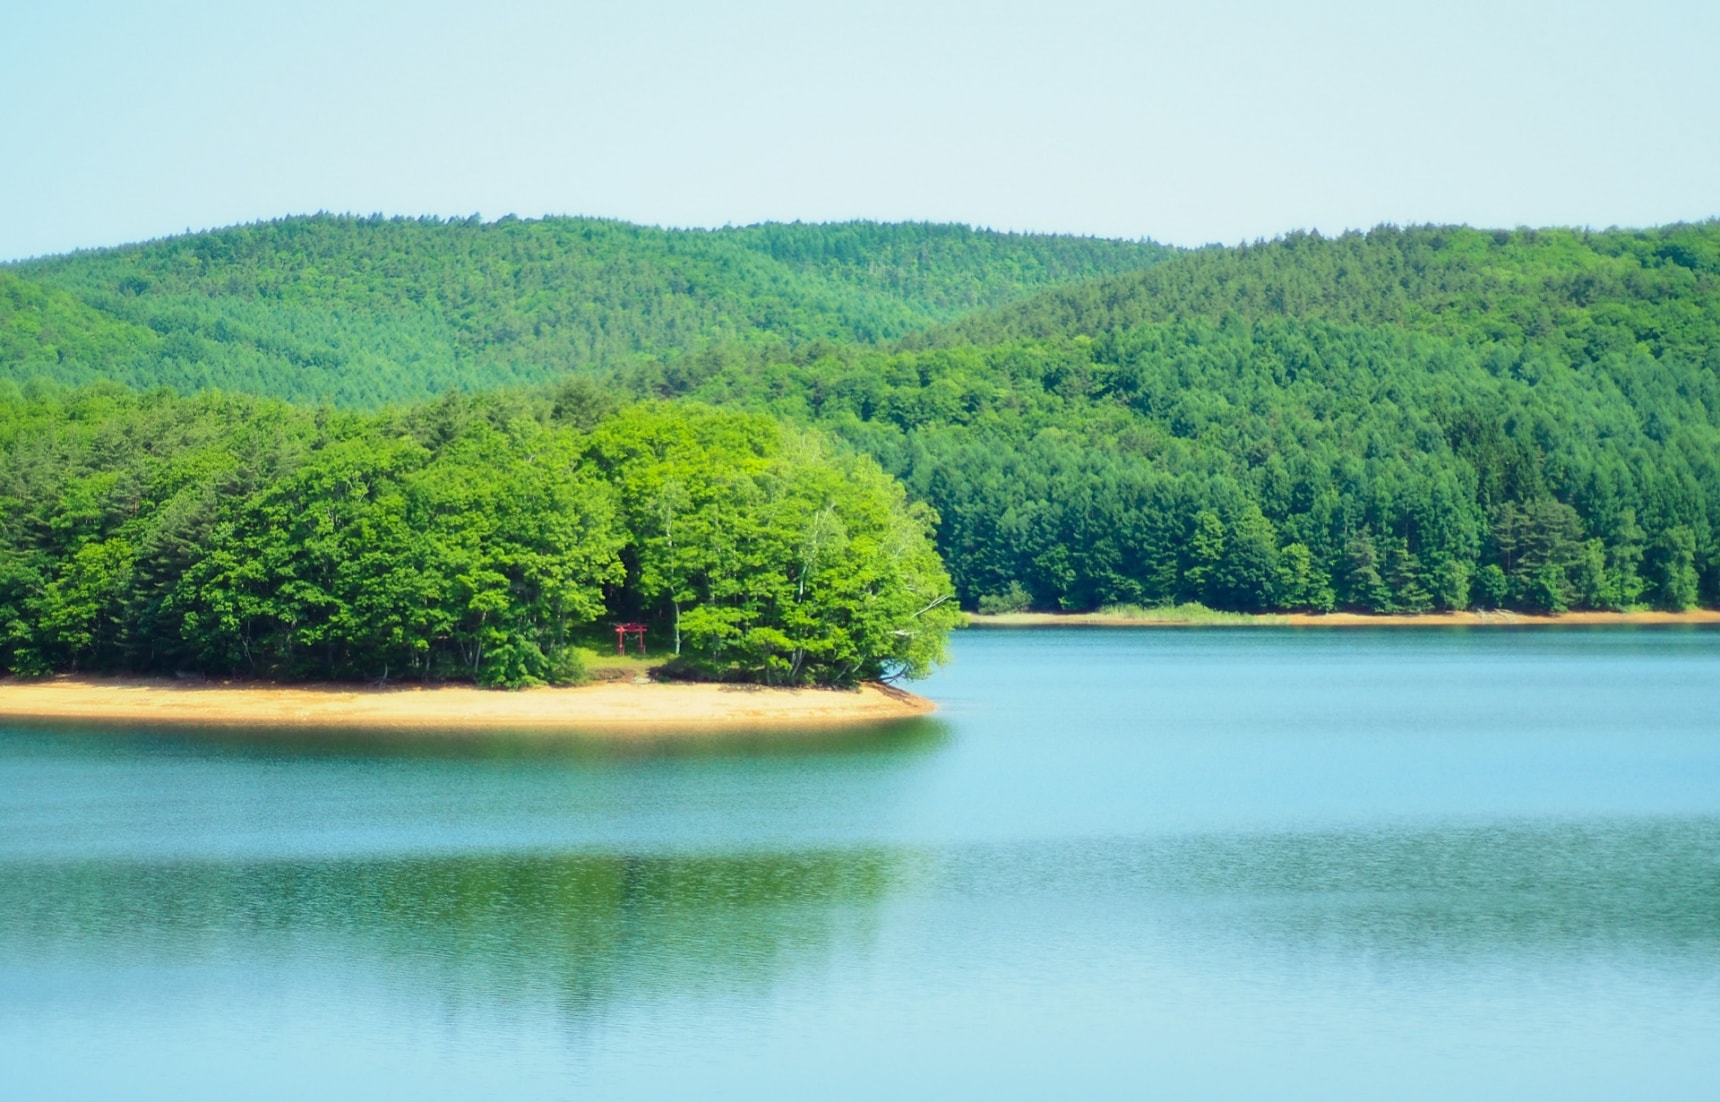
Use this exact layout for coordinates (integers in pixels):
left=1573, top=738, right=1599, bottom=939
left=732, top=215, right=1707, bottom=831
left=0, top=675, right=934, bottom=733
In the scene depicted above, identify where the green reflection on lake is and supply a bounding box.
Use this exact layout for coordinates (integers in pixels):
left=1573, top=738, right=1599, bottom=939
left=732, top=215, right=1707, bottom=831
left=2, top=848, right=902, bottom=1018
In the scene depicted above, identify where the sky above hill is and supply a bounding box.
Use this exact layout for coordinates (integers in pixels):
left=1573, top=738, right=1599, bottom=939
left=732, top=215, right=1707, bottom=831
left=5, top=0, right=1716, bottom=261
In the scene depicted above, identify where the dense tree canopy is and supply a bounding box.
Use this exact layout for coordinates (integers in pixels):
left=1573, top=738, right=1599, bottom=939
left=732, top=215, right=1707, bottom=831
left=0, top=384, right=960, bottom=685
left=631, top=223, right=1720, bottom=614
left=1, top=216, right=1171, bottom=405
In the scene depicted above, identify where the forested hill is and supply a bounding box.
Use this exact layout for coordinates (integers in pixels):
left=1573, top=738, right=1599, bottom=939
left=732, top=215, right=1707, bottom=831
left=8, top=217, right=1720, bottom=622
left=636, top=223, right=1720, bottom=615
left=930, top=223, right=1720, bottom=357
left=0, top=215, right=1172, bottom=405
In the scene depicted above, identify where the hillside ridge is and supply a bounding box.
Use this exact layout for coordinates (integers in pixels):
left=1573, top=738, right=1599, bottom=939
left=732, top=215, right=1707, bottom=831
left=1, top=214, right=1174, bottom=405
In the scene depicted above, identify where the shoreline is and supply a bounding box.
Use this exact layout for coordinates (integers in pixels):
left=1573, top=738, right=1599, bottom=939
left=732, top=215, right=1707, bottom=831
left=0, top=676, right=935, bottom=733
left=966, top=609, right=1720, bottom=629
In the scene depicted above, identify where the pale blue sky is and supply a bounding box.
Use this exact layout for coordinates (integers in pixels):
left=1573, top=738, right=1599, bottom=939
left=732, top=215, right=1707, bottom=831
left=4, top=0, right=1716, bottom=261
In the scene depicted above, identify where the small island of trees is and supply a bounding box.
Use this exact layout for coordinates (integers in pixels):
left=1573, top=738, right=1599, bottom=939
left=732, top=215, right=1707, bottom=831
left=0, top=382, right=962, bottom=687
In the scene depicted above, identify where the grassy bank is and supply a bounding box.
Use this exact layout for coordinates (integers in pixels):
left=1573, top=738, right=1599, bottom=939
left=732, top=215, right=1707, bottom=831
left=966, top=607, right=1720, bottom=628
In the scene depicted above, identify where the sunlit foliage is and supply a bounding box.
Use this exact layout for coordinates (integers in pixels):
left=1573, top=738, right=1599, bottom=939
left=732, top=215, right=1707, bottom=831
left=1, top=216, right=1171, bottom=404
left=0, top=386, right=959, bottom=685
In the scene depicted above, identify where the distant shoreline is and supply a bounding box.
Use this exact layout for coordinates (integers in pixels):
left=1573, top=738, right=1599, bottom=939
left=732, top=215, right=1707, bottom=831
left=0, top=676, right=934, bottom=733
left=966, top=609, right=1720, bottom=629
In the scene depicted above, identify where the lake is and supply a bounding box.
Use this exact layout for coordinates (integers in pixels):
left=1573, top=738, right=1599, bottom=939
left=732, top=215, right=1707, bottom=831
left=3, top=627, right=1719, bottom=1100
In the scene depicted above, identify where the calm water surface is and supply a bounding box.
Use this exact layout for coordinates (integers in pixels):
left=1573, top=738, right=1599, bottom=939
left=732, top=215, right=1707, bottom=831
left=3, top=627, right=1719, bottom=1099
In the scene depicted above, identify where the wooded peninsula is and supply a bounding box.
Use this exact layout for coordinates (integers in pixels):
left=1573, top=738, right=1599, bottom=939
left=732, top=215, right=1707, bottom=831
left=4, top=216, right=1717, bottom=689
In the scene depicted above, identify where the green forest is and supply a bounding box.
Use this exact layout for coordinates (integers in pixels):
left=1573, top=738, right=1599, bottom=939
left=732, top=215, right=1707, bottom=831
left=1, top=215, right=1170, bottom=405
left=0, top=383, right=960, bottom=685
left=3, top=216, right=1718, bottom=684
left=634, top=224, right=1720, bottom=615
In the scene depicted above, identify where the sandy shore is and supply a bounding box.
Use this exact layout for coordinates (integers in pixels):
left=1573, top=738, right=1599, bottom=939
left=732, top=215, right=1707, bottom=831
left=0, top=676, right=934, bottom=733
left=969, top=609, right=1720, bottom=628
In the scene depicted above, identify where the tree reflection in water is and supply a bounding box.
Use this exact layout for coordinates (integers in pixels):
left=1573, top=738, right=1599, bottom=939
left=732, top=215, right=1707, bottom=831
left=0, top=848, right=905, bottom=1023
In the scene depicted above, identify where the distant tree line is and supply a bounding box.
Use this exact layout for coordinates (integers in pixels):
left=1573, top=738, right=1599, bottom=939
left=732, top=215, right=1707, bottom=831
left=1, top=215, right=1171, bottom=405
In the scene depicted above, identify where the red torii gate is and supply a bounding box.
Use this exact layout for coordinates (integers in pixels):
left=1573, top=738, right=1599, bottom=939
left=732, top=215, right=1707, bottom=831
left=613, top=623, right=647, bottom=656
